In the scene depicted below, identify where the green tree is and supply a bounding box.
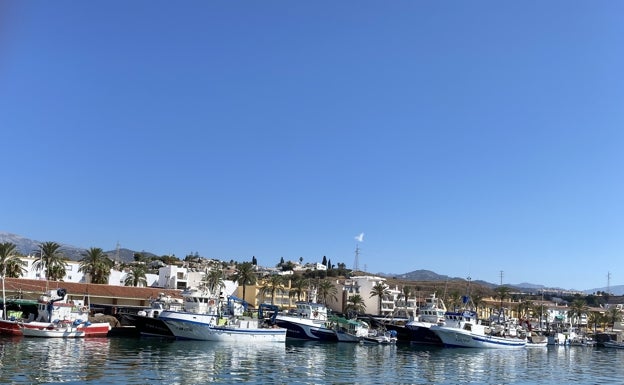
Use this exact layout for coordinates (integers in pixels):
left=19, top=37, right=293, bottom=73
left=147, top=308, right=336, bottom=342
left=231, top=262, right=256, bottom=301
left=346, top=294, right=366, bottom=316
left=587, top=311, right=602, bottom=333
left=0, top=242, right=27, bottom=278
left=288, top=275, right=308, bottom=302
left=124, top=265, right=148, bottom=287
left=317, top=279, right=338, bottom=305
left=79, top=247, right=114, bottom=284
left=446, top=290, right=462, bottom=311
left=260, top=275, right=285, bottom=305
left=370, top=282, right=390, bottom=316
left=495, top=285, right=510, bottom=308
left=204, top=268, right=225, bottom=295
left=567, top=299, right=588, bottom=329
left=398, top=285, right=412, bottom=315
left=606, top=307, right=622, bottom=331
left=33, top=242, right=67, bottom=281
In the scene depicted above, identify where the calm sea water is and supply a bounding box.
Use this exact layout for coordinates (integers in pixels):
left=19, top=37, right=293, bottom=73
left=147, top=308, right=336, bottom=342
left=0, top=336, right=622, bottom=385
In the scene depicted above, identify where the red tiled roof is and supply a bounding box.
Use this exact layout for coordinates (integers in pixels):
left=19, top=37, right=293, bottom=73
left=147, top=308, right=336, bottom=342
left=2, top=278, right=182, bottom=301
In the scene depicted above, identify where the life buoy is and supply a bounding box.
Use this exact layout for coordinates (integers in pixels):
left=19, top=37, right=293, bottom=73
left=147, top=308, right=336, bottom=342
left=313, top=311, right=319, bottom=318
left=80, top=306, right=88, bottom=313
left=209, top=300, right=215, bottom=306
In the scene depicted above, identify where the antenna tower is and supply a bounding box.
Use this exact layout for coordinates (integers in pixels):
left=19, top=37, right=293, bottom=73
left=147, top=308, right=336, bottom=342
left=353, top=244, right=360, bottom=272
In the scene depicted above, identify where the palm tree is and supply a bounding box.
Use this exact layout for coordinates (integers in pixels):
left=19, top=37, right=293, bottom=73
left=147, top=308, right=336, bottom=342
left=568, top=299, right=588, bottom=329
left=204, top=268, right=225, bottom=295
left=446, top=290, right=462, bottom=311
left=231, top=262, right=256, bottom=301
left=606, top=307, right=622, bottom=331
left=494, top=286, right=511, bottom=320
left=260, top=275, right=285, bottom=305
left=32, top=241, right=67, bottom=281
left=288, top=275, right=308, bottom=302
left=317, top=279, right=338, bottom=305
left=346, top=294, right=366, bottom=316
left=587, top=311, right=602, bottom=334
left=124, top=265, right=147, bottom=287
left=399, top=285, right=412, bottom=315
left=79, top=247, right=114, bottom=284
left=472, top=292, right=484, bottom=317
left=370, top=282, right=390, bottom=316
left=0, top=242, right=27, bottom=278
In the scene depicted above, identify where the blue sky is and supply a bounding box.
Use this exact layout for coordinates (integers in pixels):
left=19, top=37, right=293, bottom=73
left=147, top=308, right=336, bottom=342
left=1, top=2, right=623, bottom=291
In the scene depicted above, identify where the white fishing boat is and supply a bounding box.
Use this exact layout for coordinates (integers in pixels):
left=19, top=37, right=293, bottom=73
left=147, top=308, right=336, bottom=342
left=118, top=293, right=183, bottom=337
left=431, top=319, right=527, bottom=349
left=405, top=293, right=447, bottom=345
left=274, top=302, right=338, bottom=341
left=361, top=329, right=398, bottom=344
left=20, top=320, right=90, bottom=338
left=159, top=288, right=286, bottom=343
left=0, top=288, right=110, bottom=337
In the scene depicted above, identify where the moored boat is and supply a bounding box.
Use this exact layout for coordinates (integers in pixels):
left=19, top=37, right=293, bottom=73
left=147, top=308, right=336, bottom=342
left=431, top=318, right=527, bottom=349
left=159, top=288, right=286, bottom=342
left=274, top=302, right=338, bottom=341
left=406, top=293, right=447, bottom=345
left=117, top=293, right=183, bottom=337
left=0, top=289, right=110, bottom=337
left=361, top=329, right=398, bottom=344
left=329, top=315, right=369, bottom=342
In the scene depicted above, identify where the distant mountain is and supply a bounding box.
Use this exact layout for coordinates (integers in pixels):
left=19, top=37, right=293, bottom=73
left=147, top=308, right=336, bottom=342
left=0, top=231, right=153, bottom=263
left=584, top=285, right=624, bottom=296
left=390, top=269, right=455, bottom=281
left=382, top=270, right=567, bottom=293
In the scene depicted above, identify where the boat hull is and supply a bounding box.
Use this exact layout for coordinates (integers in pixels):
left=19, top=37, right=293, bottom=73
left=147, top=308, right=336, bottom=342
left=119, top=313, right=174, bottom=337
left=431, top=325, right=526, bottom=349
left=0, top=319, right=110, bottom=337
left=0, top=320, right=24, bottom=336
left=20, top=322, right=111, bottom=338
left=274, top=316, right=337, bottom=341
left=160, top=311, right=286, bottom=342
left=406, top=321, right=443, bottom=346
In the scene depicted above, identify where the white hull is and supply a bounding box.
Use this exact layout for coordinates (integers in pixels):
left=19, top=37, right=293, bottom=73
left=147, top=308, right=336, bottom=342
left=431, top=325, right=526, bottom=349
left=22, top=327, right=86, bottom=338
left=20, top=321, right=111, bottom=338
left=160, top=311, right=286, bottom=342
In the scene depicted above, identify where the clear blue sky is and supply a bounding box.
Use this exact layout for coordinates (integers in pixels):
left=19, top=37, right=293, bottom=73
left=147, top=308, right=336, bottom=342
left=1, top=2, right=623, bottom=291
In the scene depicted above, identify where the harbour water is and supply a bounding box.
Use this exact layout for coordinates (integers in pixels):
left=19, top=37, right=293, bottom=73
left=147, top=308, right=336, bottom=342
left=0, top=336, right=622, bottom=384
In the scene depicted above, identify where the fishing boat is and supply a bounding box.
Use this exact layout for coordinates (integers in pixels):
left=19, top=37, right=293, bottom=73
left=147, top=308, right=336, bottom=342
left=274, top=301, right=338, bottom=341
left=526, top=331, right=548, bottom=347
left=159, top=288, right=286, bottom=342
left=329, top=315, right=369, bottom=342
left=431, top=317, right=527, bottom=349
left=0, top=289, right=110, bottom=337
left=361, top=329, right=398, bottom=344
left=20, top=319, right=90, bottom=338
left=405, top=293, right=447, bottom=345
left=117, top=293, right=183, bottom=337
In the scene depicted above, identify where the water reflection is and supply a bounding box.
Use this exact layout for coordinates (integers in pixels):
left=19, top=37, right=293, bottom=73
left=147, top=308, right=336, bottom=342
left=2, top=337, right=624, bottom=385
